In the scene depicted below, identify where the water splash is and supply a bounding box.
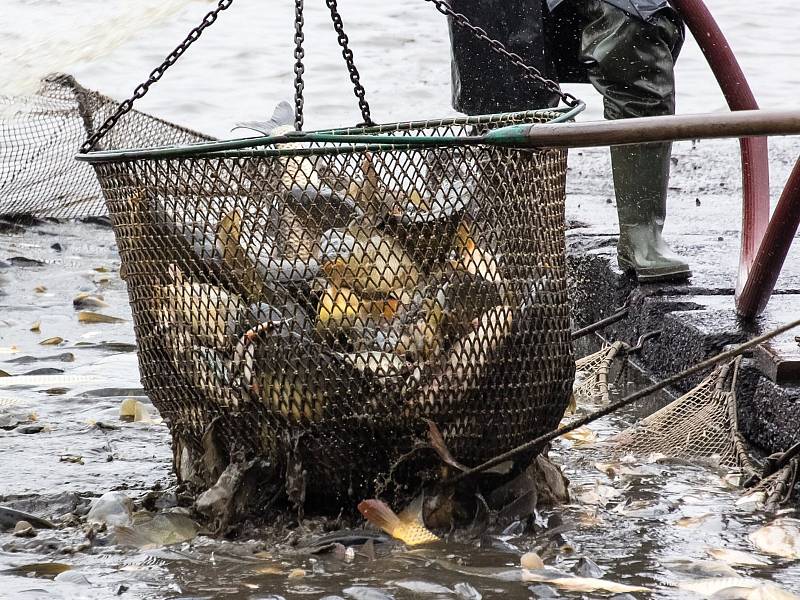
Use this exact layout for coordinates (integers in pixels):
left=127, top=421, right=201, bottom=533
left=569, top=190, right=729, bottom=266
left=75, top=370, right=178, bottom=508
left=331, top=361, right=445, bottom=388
left=0, top=0, right=207, bottom=98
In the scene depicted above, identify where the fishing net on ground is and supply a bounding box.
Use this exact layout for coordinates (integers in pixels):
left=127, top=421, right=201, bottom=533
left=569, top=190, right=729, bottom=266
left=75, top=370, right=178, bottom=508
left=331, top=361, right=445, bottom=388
left=573, top=341, right=628, bottom=405
left=611, top=357, right=759, bottom=477
left=0, top=73, right=211, bottom=219
left=746, top=458, right=799, bottom=511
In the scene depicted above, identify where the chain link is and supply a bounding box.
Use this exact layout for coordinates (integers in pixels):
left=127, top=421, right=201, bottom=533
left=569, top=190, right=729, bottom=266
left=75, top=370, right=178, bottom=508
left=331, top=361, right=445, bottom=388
left=423, top=0, right=579, bottom=108
left=80, top=0, right=577, bottom=153
left=80, top=0, right=234, bottom=153
left=293, top=0, right=306, bottom=131
left=325, top=0, right=374, bottom=126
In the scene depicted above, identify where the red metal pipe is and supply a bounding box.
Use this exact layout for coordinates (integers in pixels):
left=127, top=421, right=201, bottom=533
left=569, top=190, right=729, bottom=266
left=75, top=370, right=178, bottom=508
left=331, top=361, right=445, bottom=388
left=668, top=0, right=771, bottom=313
left=736, top=156, right=800, bottom=317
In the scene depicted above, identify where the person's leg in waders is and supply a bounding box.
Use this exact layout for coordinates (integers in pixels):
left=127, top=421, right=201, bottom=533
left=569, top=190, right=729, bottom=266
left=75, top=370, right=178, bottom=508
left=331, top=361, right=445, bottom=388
left=448, top=0, right=560, bottom=115
left=578, top=2, right=691, bottom=282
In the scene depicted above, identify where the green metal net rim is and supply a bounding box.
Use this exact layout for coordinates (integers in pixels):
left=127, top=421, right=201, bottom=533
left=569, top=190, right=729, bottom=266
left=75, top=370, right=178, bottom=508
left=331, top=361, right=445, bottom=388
left=75, top=104, right=584, bottom=163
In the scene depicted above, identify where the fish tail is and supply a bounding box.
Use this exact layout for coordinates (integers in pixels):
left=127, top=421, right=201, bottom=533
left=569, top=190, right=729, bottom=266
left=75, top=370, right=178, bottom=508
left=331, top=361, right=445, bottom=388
left=233, top=101, right=295, bottom=136
left=114, top=526, right=152, bottom=549
left=358, top=499, right=402, bottom=538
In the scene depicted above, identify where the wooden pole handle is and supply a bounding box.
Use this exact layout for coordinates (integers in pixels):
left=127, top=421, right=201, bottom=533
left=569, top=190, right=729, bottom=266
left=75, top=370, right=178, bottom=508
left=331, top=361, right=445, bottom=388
left=488, top=109, right=800, bottom=147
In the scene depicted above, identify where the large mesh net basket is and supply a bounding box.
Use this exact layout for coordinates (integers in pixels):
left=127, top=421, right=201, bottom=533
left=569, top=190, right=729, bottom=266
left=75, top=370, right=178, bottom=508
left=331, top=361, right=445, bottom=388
left=78, top=109, right=575, bottom=510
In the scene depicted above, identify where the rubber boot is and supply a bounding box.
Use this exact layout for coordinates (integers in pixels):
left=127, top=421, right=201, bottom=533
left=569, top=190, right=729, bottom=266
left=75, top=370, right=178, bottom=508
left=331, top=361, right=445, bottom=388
left=612, top=142, right=691, bottom=283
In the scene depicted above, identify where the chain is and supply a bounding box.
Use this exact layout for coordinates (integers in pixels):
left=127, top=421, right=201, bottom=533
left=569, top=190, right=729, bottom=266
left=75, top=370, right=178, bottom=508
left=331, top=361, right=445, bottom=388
left=293, top=0, right=306, bottom=131
left=80, top=0, right=234, bottom=153
left=325, top=0, right=374, bottom=126
left=423, top=0, right=579, bottom=108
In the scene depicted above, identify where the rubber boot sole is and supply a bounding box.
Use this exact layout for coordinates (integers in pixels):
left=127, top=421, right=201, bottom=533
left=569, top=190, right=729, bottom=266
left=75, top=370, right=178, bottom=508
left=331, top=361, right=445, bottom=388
left=617, top=255, right=692, bottom=284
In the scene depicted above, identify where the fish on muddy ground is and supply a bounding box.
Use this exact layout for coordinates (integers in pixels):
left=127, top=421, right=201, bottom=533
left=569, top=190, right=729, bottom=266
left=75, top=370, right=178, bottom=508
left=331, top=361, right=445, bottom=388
left=521, top=569, right=650, bottom=594
left=358, top=496, right=439, bottom=546
left=114, top=512, right=199, bottom=549
left=560, top=425, right=598, bottom=446
left=662, top=557, right=741, bottom=578
left=676, top=513, right=717, bottom=528
left=119, top=398, right=161, bottom=424
left=0, top=562, right=71, bottom=577
left=294, top=529, right=391, bottom=555
left=86, top=491, right=134, bottom=527
left=707, top=547, right=772, bottom=566
left=0, top=506, right=55, bottom=530
left=77, top=310, right=125, bottom=324
left=576, top=482, right=624, bottom=507
left=73, top=292, right=109, bottom=309
left=749, top=518, right=800, bottom=559
left=737, top=490, right=768, bottom=510
left=680, top=577, right=800, bottom=599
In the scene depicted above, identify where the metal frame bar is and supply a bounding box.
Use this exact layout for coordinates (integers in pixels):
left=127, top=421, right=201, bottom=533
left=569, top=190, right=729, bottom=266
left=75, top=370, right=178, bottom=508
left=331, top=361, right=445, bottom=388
left=670, top=0, right=800, bottom=319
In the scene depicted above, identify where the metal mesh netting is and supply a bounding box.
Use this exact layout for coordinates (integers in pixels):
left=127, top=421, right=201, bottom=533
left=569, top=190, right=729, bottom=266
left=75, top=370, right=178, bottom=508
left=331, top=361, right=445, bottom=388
left=84, top=110, right=576, bottom=508
left=0, top=73, right=211, bottom=218
left=613, top=358, right=756, bottom=473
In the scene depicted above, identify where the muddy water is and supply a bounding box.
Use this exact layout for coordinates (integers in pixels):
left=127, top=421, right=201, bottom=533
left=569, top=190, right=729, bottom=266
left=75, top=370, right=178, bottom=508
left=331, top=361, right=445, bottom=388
left=1, top=218, right=799, bottom=598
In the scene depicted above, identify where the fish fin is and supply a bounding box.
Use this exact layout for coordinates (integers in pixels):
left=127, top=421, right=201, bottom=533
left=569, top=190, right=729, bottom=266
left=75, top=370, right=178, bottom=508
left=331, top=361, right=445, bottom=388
left=397, top=493, right=427, bottom=526
left=216, top=209, right=242, bottom=259
left=425, top=419, right=467, bottom=472
left=233, top=101, right=295, bottom=136
left=358, top=499, right=401, bottom=537
left=358, top=153, right=381, bottom=207
left=114, top=525, right=153, bottom=549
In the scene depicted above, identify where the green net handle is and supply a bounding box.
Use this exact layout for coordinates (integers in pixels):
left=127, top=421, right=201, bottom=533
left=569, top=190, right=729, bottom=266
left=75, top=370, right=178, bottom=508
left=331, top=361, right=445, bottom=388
left=76, top=103, right=585, bottom=163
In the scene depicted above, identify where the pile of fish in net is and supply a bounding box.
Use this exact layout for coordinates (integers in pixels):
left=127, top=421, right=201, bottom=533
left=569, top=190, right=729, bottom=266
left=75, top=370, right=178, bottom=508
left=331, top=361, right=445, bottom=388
left=0, top=72, right=210, bottom=219
left=77, top=101, right=576, bottom=519
left=4, top=73, right=792, bottom=526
